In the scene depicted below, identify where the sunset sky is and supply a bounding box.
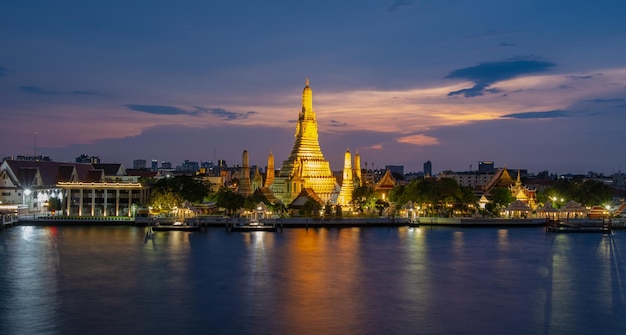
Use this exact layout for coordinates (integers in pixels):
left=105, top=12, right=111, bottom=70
left=2, top=0, right=625, bottom=175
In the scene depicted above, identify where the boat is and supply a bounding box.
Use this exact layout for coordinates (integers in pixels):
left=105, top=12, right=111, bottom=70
left=407, top=219, right=420, bottom=228
left=230, top=219, right=278, bottom=232
left=151, top=222, right=201, bottom=232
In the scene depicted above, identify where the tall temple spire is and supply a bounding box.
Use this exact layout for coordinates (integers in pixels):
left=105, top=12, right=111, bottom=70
left=338, top=149, right=354, bottom=207
left=265, top=151, right=275, bottom=187
left=270, top=79, right=338, bottom=204
left=354, top=151, right=362, bottom=187
left=238, top=149, right=252, bottom=196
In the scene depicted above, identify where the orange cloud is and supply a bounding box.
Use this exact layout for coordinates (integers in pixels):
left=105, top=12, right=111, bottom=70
left=396, top=134, right=440, bottom=146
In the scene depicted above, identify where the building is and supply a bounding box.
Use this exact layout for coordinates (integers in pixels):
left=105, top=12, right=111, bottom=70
left=478, top=161, right=495, bottom=172
left=423, top=160, right=432, bottom=177
left=180, top=160, right=200, bottom=173
left=161, top=161, right=173, bottom=170
left=438, top=170, right=497, bottom=189
left=0, top=159, right=149, bottom=216
left=75, top=154, right=101, bottom=164
left=151, top=159, right=158, bottom=171
left=133, top=159, right=147, bottom=170
left=386, top=165, right=404, bottom=177
left=270, top=79, right=338, bottom=204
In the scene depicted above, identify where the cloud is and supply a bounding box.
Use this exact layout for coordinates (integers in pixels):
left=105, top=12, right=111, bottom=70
left=445, top=58, right=556, bottom=97
left=125, top=104, right=257, bottom=120
left=125, top=104, right=189, bottom=115
left=498, top=42, right=515, bottom=47
left=19, top=85, right=104, bottom=96
left=328, top=120, right=348, bottom=127
left=501, top=110, right=569, bottom=119
left=567, top=75, right=593, bottom=80
left=200, top=107, right=257, bottom=120
left=585, top=98, right=625, bottom=104
left=69, top=90, right=104, bottom=96
left=363, top=144, right=384, bottom=150
left=388, top=0, right=414, bottom=12
left=396, top=134, right=439, bottom=146
left=19, top=85, right=60, bottom=95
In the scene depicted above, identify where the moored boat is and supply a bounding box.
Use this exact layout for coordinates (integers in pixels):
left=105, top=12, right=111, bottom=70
left=230, top=219, right=278, bottom=232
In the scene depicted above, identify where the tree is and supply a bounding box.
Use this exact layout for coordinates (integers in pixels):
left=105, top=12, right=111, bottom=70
left=150, top=189, right=184, bottom=214
left=48, top=197, right=62, bottom=212
left=152, top=175, right=211, bottom=203
left=486, top=187, right=514, bottom=213
left=215, top=188, right=245, bottom=216
left=540, top=179, right=613, bottom=207
left=352, top=185, right=375, bottom=214
left=300, top=197, right=321, bottom=218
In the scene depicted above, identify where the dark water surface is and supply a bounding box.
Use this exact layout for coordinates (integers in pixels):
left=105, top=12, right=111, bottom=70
left=1, top=226, right=625, bottom=335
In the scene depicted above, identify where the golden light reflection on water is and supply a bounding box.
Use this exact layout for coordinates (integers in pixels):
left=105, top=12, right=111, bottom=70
left=280, top=228, right=363, bottom=334
left=452, top=230, right=464, bottom=255
left=497, top=229, right=509, bottom=252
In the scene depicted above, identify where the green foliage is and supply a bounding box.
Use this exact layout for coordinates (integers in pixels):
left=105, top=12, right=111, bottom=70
left=47, top=197, right=62, bottom=211
left=214, top=187, right=245, bottom=216
left=389, top=178, right=479, bottom=217
left=152, top=175, right=211, bottom=203
left=300, top=197, right=321, bottom=217
left=243, top=191, right=269, bottom=211
left=540, top=178, right=613, bottom=207
left=351, top=185, right=375, bottom=214
left=485, top=187, right=514, bottom=213
left=149, top=189, right=184, bottom=214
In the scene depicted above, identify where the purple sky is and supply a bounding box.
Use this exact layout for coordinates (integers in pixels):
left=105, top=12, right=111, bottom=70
left=2, top=1, right=626, bottom=175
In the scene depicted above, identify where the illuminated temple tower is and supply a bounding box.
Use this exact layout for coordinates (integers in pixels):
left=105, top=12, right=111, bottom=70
left=270, top=79, right=338, bottom=204
left=338, top=149, right=354, bottom=207
left=354, top=151, right=362, bottom=186
left=264, top=151, right=274, bottom=187
left=238, top=150, right=252, bottom=196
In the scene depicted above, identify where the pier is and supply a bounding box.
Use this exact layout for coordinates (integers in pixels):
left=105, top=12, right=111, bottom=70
left=545, top=219, right=614, bottom=234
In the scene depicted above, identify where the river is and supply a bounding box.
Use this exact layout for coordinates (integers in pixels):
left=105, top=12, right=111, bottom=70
left=1, top=225, right=625, bottom=335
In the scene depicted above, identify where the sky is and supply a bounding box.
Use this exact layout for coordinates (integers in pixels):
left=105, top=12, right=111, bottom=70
left=1, top=0, right=626, bottom=175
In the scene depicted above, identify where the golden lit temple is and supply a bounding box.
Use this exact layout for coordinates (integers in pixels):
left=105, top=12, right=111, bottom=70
left=338, top=149, right=354, bottom=207
left=270, top=79, right=338, bottom=204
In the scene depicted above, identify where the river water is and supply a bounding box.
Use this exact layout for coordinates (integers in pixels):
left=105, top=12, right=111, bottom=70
left=1, top=225, right=625, bottom=335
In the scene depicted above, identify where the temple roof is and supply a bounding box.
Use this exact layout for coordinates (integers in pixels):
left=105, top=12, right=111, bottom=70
left=93, top=163, right=125, bottom=176
left=374, top=170, right=396, bottom=191
left=289, top=188, right=324, bottom=208
left=496, top=168, right=515, bottom=187
left=2, top=160, right=97, bottom=186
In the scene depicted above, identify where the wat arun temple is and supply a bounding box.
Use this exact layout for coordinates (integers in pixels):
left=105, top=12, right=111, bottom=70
left=268, top=79, right=340, bottom=205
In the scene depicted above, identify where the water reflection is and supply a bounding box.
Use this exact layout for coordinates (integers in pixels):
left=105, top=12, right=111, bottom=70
left=1, top=227, right=59, bottom=335
left=1, top=226, right=626, bottom=334
left=278, top=228, right=363, bottom=334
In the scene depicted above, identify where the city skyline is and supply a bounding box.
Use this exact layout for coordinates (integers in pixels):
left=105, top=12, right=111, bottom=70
left=2, top=1, right=626, bottom=175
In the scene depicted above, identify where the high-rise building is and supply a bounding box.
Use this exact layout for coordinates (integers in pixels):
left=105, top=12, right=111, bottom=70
left=424, top=160, right=432, bottom=177
left=478, top=161, right=495, bottom=172
left=270, top=79, right=337, bottom=204
left=386, top=165, right=404, bottom=176
left=181, top=160, right=199, bottom=172
left=151, top=160, right=158, bottom=171
left=133, top=159, right=147, bottom=169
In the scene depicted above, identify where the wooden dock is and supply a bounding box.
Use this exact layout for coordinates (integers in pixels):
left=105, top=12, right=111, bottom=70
left=545, top=219, right=613, bottom=234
